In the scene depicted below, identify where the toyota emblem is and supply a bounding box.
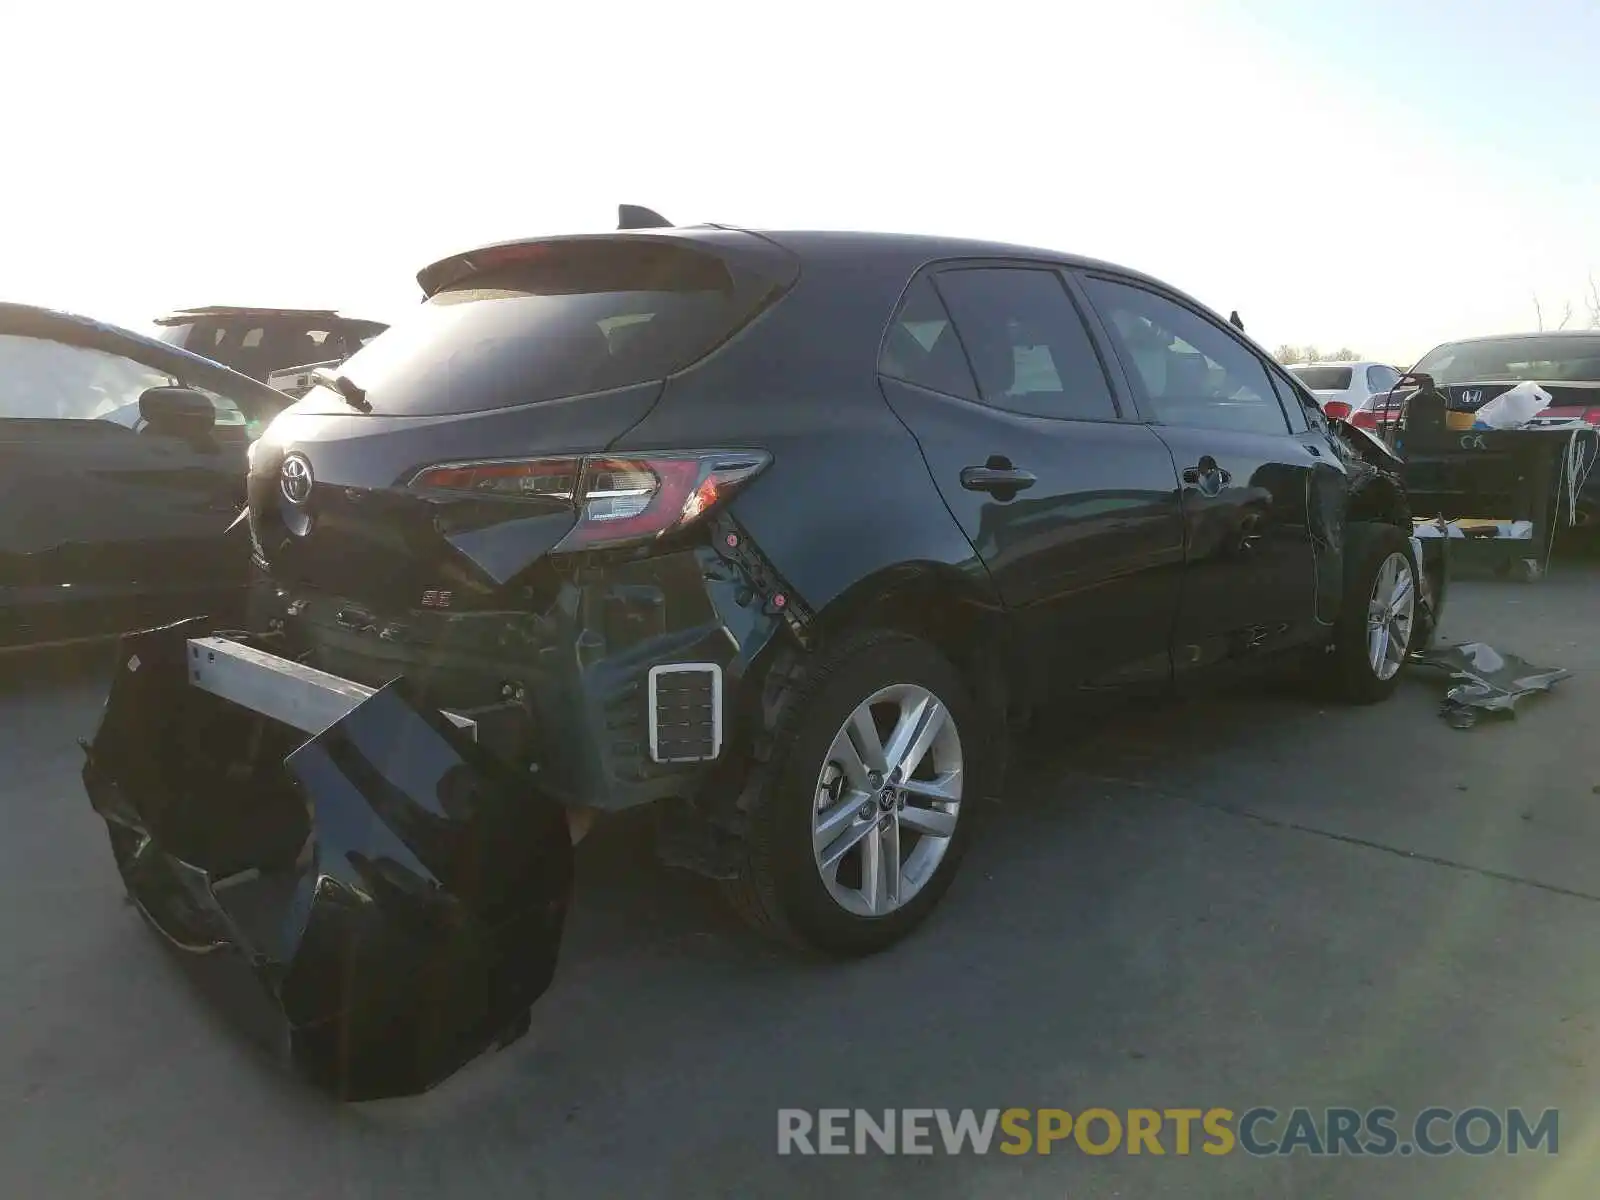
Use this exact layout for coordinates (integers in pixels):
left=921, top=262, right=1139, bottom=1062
left=280, top=453, right=314, bottom=505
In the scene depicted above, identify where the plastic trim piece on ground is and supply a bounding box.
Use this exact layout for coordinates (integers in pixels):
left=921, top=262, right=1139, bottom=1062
left=1411, top=641, right=1573, bottom=729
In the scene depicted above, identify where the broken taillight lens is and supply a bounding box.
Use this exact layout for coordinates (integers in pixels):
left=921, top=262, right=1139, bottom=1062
left=408, top=450, right=771, bottom=551
left=1321, top=400, right=1354, bottom=421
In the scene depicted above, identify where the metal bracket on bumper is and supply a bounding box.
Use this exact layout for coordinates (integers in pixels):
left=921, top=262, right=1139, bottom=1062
left=186, top=636, right=478, bottom=739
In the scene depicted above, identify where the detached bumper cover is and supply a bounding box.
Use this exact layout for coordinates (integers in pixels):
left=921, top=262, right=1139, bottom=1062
left=81, top=617, right=574, bottom=1100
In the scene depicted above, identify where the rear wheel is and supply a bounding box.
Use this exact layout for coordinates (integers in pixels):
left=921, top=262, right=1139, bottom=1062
left=1322, top=522, right=1420, bottom=703
left=722, top=630, right=984, bottom=956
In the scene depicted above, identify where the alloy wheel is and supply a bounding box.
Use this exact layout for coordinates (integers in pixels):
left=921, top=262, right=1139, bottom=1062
left=810, top=683, right=963, bottom=918
left=1367, top=551, right=1416, bottom=681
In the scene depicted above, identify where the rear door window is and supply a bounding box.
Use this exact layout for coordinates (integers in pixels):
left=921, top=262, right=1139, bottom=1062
left=878, top=276, right=978, bottom=400
left=337, top=241, right=788, bottom=415
left=932, top=268, right=1119, bottom=421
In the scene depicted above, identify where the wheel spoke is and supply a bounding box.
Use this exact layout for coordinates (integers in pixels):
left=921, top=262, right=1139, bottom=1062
left=1386, top=629, right=1406, bottom=666
left=860, top=824, right=884, bottom=914
left=814, top=791, right=870, bottom=851
left=1387, top=611, right=1411, bottom=663
left=885, top=696, right=946, bottom=781
left=901, top=770, right=962, bottom=803
left=845, top=707, right=888, bottom=777
left=855, top=819, right=900, bottom=914
left=827, top=724, right=873, bottom=793
left=818, top=812, right=876, bottom=871
left=1368, top=623, right=1390, bottom=671
left=1378, top=555, right=1398, bottom=597
left=898, top=804, right=957, bottom=839
left=1388, top=570, right=1414, bottom=614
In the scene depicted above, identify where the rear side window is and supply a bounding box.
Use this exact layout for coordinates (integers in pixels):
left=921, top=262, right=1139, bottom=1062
left=878, top=276, right=978, bottom=400
left=338, top=242, right=782, bottom=415
left=1366, top=365, right=1400, bottom=394
left=933, top=268, right=1118, bottom=421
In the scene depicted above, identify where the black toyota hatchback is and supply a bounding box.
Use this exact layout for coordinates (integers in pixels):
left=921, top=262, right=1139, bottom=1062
left=85, top=218, right=1444, bottom=1097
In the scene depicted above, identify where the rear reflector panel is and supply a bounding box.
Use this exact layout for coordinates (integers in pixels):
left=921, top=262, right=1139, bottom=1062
left=647, top=663, right=722, bottom=763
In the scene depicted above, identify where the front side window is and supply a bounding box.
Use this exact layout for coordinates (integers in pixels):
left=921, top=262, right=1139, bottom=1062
left=933, top=268, right=1118, bottom=421
left=1082, top=277, right=1288, bottom=435
left=0, top=334, right=172, bottom=424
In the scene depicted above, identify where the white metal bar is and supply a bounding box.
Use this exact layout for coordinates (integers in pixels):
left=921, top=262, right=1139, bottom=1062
left=186, top=637, right=477, bottom=739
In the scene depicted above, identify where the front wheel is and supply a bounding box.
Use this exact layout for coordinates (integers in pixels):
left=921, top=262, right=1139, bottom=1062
left=1323, top=522, right=1420, bottom=703
left=722, top=630, right=986, bottom=956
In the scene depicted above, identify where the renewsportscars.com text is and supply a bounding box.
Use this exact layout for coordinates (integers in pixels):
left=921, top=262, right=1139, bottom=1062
left=777, top=1107, right=1559, bottom=1157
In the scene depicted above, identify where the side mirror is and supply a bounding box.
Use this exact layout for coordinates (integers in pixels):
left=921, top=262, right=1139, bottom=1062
left=139, top=386, right=215, bottom=437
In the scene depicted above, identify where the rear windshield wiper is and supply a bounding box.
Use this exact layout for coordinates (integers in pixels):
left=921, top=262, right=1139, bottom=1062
left=311, top=367, right=372, bottom=413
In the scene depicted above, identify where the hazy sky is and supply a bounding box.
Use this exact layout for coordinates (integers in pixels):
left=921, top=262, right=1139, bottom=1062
left=5, top=0, right=1596, bottom=365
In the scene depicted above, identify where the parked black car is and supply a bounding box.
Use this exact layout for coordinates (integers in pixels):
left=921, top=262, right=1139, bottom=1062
left=1369, top=331, right=1600, bottom=526
left=0, top=303, right=290, bottom=649
left=151, top=306, right=388, bottom=383
left=82, top=223, right=1446, bottom=1098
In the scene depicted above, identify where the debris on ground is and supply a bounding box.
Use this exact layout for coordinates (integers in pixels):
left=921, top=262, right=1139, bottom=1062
left=1411, top=642, right=1573, bottom=729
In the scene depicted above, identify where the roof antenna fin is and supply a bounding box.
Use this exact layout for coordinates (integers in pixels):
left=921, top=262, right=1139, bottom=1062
left=618, top=204, right=673, bottom=230
left=1229, top=310, right=1245, bottom=331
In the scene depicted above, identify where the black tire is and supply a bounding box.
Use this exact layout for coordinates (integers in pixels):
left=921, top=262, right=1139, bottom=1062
left=721, top=629, right=987, bottom=957
left=1323, top=522, right=1420, bottom=704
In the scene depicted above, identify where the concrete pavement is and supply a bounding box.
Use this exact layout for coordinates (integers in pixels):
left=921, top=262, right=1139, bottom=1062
left=3, top=560, right=1598, bottom=1198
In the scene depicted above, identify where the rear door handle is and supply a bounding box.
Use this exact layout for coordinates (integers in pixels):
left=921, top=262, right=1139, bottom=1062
left=960, top=466, right=1038, bottom=494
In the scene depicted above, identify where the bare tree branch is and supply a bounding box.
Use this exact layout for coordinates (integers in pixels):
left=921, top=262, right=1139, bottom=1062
left=1558, top=301, right=1574, bottom=331
left=1587, top=274, right=1600, bottom=330
left=1533, top=293, right=1544, bottom=332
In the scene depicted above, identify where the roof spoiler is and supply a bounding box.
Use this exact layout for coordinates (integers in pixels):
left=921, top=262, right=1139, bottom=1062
left=618, top=204, right=672, bottom=230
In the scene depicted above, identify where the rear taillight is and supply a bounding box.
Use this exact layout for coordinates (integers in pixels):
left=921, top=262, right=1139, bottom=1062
left=1321, top=400, right=1353, bottom=421
left=408, top=450, right=771, bottom=551
left=1351, top=410, right=1379, bottom=430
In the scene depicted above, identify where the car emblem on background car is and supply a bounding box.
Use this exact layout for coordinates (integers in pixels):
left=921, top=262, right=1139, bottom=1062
left=280, top=454, right=314, bottom=505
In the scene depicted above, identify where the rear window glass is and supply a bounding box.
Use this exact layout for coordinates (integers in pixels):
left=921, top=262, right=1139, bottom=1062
left=1290, top=365, right=1353, bottom=390
left=152, top=322, right=195, bottom=348
left=160, top=318, right=378, bottom=380
left=336, top=243, right=775, bottom=415
left=1412, top=335, right=1600, bottom=385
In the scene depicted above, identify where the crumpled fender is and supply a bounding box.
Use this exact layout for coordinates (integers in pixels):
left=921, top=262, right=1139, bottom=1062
left=81, top=618, right=574, bottom=1100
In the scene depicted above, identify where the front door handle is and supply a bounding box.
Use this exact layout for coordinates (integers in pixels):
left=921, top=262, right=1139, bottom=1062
left=961, top=464, right=1038, bottom=494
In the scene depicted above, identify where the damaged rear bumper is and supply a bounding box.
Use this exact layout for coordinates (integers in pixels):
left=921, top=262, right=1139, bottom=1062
left=81, top=617, right=574, bottom=1100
